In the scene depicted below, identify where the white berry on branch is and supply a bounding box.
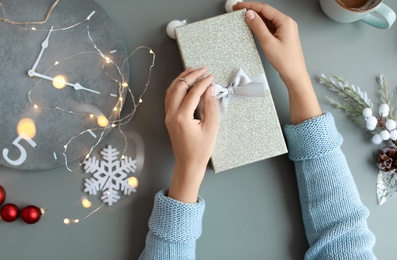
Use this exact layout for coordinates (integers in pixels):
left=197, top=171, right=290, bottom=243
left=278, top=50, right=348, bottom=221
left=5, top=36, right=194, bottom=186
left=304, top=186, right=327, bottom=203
left=362, top=107, right=373, bottom=118
left=386, top=119, right=397, bottom=131
left=379, top=104, right=390, bottom=117
left=390, top=130, right=397, bottom=141
left=380, top=130, right=391, bottom=140
left=366, top=116, right=378, bottom=131
left=372, top=134, right=383, bottom=145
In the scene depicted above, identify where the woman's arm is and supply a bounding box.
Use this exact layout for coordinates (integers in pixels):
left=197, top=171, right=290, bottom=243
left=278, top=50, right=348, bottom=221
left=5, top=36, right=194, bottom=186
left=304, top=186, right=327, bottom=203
left=284, top=112, right=376, bottom=259
left=165, top=67, right=217, bottom=203
left=235, top=2, right=322, bottom=124
left=235, top=2, right=376, bottom=259
left=139, top=68, right=218, bottom=259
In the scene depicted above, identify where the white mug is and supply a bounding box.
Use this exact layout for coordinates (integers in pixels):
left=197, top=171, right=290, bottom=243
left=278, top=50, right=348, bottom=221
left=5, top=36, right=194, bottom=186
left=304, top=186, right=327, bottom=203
left=320, top=0, right=396, bottom=29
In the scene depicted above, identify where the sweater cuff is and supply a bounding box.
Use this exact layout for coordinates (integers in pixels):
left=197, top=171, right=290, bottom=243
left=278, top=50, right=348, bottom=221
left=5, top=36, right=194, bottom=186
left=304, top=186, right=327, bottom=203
left=283, top=112, right=343, bottom=162
left=148, top=190, right=205, bottom=242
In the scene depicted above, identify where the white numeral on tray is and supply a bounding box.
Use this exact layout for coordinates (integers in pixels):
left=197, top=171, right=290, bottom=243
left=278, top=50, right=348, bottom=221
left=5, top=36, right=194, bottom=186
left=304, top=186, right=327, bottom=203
left=3, top=133, right=37, bottom=166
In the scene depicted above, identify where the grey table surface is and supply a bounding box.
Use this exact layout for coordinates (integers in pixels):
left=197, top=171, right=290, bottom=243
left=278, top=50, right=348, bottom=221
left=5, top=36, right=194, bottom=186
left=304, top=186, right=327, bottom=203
left=1, top=0, right=397, bottom=259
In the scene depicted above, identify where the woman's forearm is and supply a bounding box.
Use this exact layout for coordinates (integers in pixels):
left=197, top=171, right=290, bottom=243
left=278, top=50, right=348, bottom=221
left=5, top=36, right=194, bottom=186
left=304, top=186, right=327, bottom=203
left=284, top=72, right=322, bottom=124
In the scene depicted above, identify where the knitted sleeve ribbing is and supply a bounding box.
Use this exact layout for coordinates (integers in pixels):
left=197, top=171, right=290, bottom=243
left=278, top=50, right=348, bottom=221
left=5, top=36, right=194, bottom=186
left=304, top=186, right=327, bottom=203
left=139, top=189, right=205, bottom=260
left=284, top=112, right=376, bottom=260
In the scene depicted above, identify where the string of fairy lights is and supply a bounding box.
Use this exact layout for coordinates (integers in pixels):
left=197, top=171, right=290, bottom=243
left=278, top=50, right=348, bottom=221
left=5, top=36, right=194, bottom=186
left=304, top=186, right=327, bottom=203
left=0, top=0, right=59, bottom=25
left=0, top=0, right=155, bottom=224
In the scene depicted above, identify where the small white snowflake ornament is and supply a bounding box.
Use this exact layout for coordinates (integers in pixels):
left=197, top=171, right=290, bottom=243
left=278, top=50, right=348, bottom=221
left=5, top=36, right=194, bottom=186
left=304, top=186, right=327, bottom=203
left=83, top=145, right=137, bottom=206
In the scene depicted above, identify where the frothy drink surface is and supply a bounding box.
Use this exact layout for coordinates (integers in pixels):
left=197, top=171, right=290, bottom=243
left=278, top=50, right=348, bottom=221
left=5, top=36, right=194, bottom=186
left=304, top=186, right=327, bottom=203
left=338, top=0, right=369, bottom=8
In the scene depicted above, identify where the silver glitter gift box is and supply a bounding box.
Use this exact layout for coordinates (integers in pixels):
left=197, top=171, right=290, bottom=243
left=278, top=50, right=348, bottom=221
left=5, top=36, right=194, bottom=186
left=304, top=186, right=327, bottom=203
left=175, top=9, right=287, bottom=173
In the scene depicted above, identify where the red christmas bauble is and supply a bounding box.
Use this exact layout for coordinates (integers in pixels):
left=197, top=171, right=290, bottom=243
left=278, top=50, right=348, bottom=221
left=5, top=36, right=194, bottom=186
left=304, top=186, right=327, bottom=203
left=0, top=185, right=5, bottom=205
left=0, top=203, right=20, bottom=222
left=21, top=205, right=42, bottom=224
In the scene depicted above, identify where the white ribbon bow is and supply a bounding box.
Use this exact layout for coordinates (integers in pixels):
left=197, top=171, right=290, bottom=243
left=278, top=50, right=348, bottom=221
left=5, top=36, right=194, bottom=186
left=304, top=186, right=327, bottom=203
left=214, top=68, right=268, bottom=117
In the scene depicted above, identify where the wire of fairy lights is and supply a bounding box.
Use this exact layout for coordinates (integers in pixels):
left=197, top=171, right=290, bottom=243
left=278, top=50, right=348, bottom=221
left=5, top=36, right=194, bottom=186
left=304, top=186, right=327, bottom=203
left=1, top=0, right=154, bottom=223
left=1, top=1, right=156, bottom=172
left=0, top=0, right=59, bottom=25
left=63, top=199, right=105, bottom=225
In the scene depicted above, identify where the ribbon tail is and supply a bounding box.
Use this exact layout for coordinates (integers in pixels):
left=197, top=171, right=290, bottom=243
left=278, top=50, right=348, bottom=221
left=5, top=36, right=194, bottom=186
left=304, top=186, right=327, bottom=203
left=218, top=96, right=229, bottom=117
left=233, top=82, right=266, bottom=97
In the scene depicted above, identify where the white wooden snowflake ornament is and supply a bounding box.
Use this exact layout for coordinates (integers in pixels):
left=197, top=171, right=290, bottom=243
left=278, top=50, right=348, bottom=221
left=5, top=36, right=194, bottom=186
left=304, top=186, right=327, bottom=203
left=83, top=145, right=137, bottom=206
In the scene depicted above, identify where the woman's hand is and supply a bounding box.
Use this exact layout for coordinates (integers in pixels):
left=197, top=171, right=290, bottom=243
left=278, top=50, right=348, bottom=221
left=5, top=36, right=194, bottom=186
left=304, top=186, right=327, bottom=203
left=234, top=2, right=306, bottom=86
left=165, top=67, right=218, bottom=203
left=234, top=2, right=322, bottom=124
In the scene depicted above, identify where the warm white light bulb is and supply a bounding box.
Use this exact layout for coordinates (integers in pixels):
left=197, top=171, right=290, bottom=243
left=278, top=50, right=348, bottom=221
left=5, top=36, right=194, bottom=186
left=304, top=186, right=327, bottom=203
left=53, top=75, right=67, bottom=89
left=128, top=177, right=139, bottom=189
left=122, top=82, right=128, bottom=87
left=64, top=218, right=70, bottom=225
left=82, top=198, right=92, bottom=209
left=97, top=115, right=109, bottom=127
left=17, top=118, right=36, bottom=139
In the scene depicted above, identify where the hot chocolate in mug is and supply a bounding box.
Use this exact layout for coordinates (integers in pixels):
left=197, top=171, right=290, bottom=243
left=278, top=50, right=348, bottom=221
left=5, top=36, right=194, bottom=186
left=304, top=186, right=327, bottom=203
left=320, top=0, right=396, bottom=29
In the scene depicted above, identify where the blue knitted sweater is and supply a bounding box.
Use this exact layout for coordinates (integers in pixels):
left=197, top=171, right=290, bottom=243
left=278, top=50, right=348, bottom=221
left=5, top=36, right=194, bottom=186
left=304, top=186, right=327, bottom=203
left=139, top=113, right=376, bottom=259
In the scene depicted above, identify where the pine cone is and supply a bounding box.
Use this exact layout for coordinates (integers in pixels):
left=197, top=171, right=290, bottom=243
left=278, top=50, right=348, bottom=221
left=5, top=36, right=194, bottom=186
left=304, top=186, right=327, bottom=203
left=377, top=147, right=397, bottom=174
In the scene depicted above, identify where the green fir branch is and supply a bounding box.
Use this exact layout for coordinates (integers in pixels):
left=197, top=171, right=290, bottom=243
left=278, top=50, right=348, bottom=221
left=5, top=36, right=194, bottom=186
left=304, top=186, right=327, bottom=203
left=325, top=96, right=366, bottom=129
left=378, top=74, right=397, bottom=119
left=320, top=74, right=373, bottom=130
left=321, top=74, right=373, bottom=109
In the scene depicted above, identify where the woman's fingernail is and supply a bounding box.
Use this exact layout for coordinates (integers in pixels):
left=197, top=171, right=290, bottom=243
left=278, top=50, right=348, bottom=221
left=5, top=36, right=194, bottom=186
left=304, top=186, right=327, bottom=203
left=246, top=10, right=255, bottom=21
